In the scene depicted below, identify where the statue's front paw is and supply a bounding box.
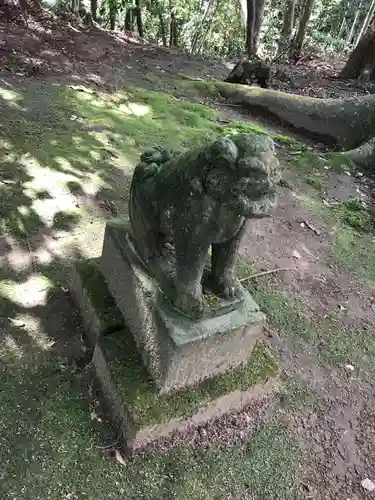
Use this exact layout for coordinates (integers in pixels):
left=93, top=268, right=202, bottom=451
left=213, top=275, right=243, bottom=300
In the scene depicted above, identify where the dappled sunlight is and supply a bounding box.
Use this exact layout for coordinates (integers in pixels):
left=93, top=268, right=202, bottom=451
left=0, top=87, right=20, bottom=101
left=0, top=239, right=33, bottom=273
left=118, top=102, right=150, bottom=116
left=2, top=335, right=24, bottom=361
left=0, top=275, right=52, bottom=308
left=17, top=313, right=56, bottom=351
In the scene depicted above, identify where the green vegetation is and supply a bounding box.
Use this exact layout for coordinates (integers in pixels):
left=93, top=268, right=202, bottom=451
left=0, top=347, right=298, bottom=500
left=331, top=227, right=375, bottom=282
left=104, top=330, right=278, bottom=429
left=305, top=175, right=326, bottom=193
left=324, top=152, right=355, bottom=173
left=274, top=134, right=302, bottom=149
left=75, top=259, right=124, bottom=335
left=280, top=375, right=316, bottom=412
left=331, top=198, right=373, bottom=232
left=222, top=120, right=270, bottom=136
left=314, top=317, right=375, bottom=367
left=238, top=261, right=375, bottom=368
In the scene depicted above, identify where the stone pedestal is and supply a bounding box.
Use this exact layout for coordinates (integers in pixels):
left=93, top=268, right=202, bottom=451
left=100, top=219, right=265, bottom=395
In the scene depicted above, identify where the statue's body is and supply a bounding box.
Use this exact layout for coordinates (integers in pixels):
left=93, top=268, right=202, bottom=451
left=128, top=133, right=280, bottom=319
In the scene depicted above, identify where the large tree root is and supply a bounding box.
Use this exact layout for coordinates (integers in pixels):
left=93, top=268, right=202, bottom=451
left=206, top=82, right=375, bottom=168
left=212, top=82, right=375, bottom=149
left=341, top=137, right=375, bottom=169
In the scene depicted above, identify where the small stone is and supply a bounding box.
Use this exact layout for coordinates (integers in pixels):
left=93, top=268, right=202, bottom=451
left=361, top=478, right=375, bottom=491
left=345, top=364, right=355, bottom=372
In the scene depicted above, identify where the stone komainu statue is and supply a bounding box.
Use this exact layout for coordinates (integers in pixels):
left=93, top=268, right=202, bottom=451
left=128, top=133, right=280, bottom=319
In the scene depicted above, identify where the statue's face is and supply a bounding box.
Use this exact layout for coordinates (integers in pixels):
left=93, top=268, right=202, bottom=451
left=205, top=148, right=280, bottom=218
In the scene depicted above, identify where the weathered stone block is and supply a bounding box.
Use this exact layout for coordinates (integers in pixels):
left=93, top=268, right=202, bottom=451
left=101, top=219, right=266, bottom=394
left=93, top=328, right=278, bottom=453
left=70, top=258, right=124, bottom=348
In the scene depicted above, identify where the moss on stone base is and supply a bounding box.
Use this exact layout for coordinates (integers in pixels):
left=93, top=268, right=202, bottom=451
left=101, top=328, right=279, bottom=429
left=74, top=259, right=124, bottom=335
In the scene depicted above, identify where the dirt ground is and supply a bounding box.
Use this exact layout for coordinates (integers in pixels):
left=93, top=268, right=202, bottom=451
left=2, top=6, right=375, bottom=500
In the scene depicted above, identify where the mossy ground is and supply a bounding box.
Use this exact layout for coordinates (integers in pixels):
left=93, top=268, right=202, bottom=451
left=237, top=254, right=375, bottom=369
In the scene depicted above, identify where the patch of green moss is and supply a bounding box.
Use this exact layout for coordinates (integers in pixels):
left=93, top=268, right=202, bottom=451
left=274, top=134, right=302, bottom=149
left=314, top=315, right=375, bottom=367
left=324, top=151, right=355, bottom=172
left=237, top=259, right=375, bottom=370
left=202, top=293, right=221, bottom=308
left=331, top=227, right=375, bottom=282
left=287, top=149, right=324, bottom=174
left=331, top=198, right=373, bottom=232
left=305, top=175, right=326, bottom=193
left=102, top=330, right=278, bottom=429
left=1, top=351, right=299, bottom=500
left=75, top=259, right=124, bottom=335
left=280, top=375, right=316, bottom=412
left=222, top=120, right=269, bottom=136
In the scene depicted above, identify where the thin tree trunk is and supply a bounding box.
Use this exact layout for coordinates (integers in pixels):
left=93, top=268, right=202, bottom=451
left=338, top=14, right=346, bottom=39
left=340, top=19, right=375, bottom=79
left=346, top=2, right=362, bottom=46
left=90, top=0, right=97, bottom=21
left=277, top=0, right=296, bottom=56
left=169, top=10, right=178, bottom=46
left=135, top=0, right=144, bottom=38
left=196, top=0, right=220, bottom=54
left=191, top=0, right=216, bottom=53
left=109, top=2, right=116, bottom=30
left=71, top=0, right=79, bottom=14
left=253, top=0, right=265, bottom=53
left=125, top=8, right=134, bottom=31
left=355, top=0, right=375, bottom=47
left=157, top=9, right=167, bottom=46
left=246, top=0, right=255, bottom=57
left=292, top=0, right=315, bottom=58
left=282, top=0, right=296, bottom=39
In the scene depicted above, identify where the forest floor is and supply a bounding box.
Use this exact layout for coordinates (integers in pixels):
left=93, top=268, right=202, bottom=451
left=2, top=8, right=375, bottom=500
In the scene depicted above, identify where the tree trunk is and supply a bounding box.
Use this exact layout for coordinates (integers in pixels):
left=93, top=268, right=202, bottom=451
left=109, top=4, right=116, bottom=30
left=338, top=14, right=346, bottom=39
left=346, top=1, right=362, bottom=47
left=355, top=0, right=375, bottom=47
left=277, top=0, right=296, bottom=56
left=191, top=0, right=216, bottom=53
left=292, top=0, right=315, bottom=58
left=169, top=11, right=178, bottom=47
left=157, top=11, right=167, bottom=46
left=246, top=0, right=255, bottom=57
left=71, top=0, right=79, bottom=14
left=135, top=0, right=144, bottom=38
left=90, top=0, right=97, bottom=22
left=253, top=0, right=265, bottom=53
left=340, top=19, right=375, bottom=79
left=125, top=8, right=134, bottom=32
left=212, top=81, right=375, bottom=151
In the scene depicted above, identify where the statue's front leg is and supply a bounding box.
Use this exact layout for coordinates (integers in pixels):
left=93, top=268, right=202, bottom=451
left=173, top=226, right=211, bottom=319
left=211, top=221, right=246, bottom=299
